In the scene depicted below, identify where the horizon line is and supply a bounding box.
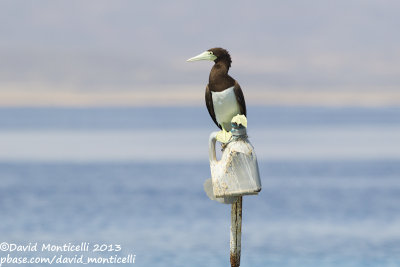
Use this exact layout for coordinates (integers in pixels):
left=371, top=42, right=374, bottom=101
left=0, top=87, right=399, bottom=107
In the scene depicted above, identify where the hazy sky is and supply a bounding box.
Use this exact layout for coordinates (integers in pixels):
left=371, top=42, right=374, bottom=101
left=0, top=1, right=399, bottom=106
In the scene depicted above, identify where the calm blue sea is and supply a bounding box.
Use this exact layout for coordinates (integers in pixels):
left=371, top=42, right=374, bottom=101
left=1, top=106, right=400, bottom=267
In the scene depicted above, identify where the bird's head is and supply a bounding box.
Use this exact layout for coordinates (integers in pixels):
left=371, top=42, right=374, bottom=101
left=187, top=47, right=232, bottom=68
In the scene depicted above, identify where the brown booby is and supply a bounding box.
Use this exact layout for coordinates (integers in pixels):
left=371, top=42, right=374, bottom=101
left=187, top=48, right=247, bottom=142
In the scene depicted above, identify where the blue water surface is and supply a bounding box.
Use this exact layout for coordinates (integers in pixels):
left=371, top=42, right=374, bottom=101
left=1, top=107, right=400, bottom=267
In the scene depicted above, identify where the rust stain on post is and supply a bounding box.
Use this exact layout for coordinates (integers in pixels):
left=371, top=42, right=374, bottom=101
left=230, top=196, right=242, bottom=267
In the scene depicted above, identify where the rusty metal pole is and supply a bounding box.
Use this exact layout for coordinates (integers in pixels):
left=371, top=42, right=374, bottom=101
left=230, top=196, right=242, bottom=267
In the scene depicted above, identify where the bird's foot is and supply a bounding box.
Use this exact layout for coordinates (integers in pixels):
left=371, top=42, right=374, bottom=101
left=216, top=129, right=232, bottom=143
left=231, top=114, right=247, bottom=128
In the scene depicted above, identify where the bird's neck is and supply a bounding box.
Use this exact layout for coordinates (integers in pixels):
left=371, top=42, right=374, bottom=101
left=209, top=62, right=234, bottom=92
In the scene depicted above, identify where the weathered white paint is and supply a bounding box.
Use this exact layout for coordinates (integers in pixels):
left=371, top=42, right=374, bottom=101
left=207, top=126, right=260, bottom=267
left=208, top=131, right=262, bottom=198
left=203, top=178, right=238, bottom=204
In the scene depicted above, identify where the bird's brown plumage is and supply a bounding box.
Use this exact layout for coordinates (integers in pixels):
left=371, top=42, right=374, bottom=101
left=204, top=48, right=246, bottom=129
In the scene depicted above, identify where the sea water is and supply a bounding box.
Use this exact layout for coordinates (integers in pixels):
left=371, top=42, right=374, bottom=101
left=0, top=107, right=400, bottom=267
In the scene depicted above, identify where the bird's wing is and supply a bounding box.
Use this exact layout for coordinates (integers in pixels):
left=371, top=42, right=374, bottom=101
left=234, top=81, right=246, bottom=116
left=205, top=85, right=221, bottom=129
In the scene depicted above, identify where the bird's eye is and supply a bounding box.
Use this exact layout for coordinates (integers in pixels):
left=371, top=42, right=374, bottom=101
left=209, top=51, right=213, bottom=55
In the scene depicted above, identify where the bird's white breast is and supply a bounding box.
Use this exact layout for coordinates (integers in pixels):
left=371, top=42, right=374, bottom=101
left=211, top=86, right=240, bottom=130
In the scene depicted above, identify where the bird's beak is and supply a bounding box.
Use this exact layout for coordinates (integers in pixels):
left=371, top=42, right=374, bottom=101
left=187, top=51, right=217, bottom=62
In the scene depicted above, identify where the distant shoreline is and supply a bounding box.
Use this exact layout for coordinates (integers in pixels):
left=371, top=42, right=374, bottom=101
left=0, top=87, right=399, bottom=107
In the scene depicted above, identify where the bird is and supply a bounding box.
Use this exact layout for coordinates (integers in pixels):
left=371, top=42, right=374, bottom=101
left=187, top=47, right=247, bottom=143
